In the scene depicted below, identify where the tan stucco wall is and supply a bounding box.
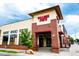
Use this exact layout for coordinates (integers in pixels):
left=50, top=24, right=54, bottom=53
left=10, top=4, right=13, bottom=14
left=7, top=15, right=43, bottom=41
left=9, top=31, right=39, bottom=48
left=33, top=10, right=57, bottom=25
left=0, top=19, right=32, bottom=32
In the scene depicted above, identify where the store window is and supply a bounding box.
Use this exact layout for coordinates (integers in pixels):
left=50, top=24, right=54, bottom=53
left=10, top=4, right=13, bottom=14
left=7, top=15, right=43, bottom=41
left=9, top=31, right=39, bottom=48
left=3, top=31, right=9, bottom=34
left=10, top=34, right=17, bottom=45
left=10, top=30, right=17, bottom=33
left=2, top=35, right=8, bottom=45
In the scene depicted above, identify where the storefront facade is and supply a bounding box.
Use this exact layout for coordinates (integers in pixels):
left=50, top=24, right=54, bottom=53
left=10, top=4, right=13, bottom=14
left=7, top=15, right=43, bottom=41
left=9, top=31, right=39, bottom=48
left=0, top=5, right=70, bottom=53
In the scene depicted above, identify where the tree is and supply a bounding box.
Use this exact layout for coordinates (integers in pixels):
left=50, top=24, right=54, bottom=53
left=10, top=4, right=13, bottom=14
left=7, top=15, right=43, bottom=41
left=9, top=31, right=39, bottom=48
left=75, top=38, right=79, bottom=44
left=19, top=29, right=33, bottom=48
left=69, top=37, right=74, bottom=44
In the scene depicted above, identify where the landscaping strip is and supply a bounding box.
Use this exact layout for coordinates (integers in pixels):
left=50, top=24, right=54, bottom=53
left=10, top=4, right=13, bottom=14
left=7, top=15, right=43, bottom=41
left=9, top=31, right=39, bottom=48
left=0, top=50, right=19, bottom=54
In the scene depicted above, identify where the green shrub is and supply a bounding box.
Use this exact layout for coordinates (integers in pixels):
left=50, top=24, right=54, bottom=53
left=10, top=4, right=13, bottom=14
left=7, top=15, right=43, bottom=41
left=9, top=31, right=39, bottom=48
left=19, top=29, right=33, bottom=48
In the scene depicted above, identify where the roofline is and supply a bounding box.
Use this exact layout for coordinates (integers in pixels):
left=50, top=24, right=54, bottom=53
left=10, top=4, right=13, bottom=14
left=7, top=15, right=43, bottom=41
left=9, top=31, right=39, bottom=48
left=0, top=18, right=32, bottom=27
left=29, top=5, right=63, bottom=20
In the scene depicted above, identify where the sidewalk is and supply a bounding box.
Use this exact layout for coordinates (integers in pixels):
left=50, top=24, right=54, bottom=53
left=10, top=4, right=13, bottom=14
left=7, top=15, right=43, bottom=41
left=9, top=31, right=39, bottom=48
left=0, top=44, right=79, bottom=56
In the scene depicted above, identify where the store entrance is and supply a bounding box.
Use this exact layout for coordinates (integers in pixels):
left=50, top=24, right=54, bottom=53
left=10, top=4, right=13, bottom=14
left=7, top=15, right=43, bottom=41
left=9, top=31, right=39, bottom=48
left=38, top=32, right=51, bottom=47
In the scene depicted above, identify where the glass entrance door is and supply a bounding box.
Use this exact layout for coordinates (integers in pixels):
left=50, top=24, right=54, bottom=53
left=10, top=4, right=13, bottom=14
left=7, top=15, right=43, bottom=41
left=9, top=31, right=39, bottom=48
left=46, top=38, right=51, bottom=47
left=39, top=34, right=44, bottom=47
left=46, top=33, right=51, bottom=47
left=38, top=32, right=51, bottom=47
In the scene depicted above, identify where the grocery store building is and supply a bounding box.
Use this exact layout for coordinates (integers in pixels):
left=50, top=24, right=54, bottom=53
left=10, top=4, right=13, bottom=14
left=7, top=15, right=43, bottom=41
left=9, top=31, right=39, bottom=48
left=0, top=5, right=70, bottom=53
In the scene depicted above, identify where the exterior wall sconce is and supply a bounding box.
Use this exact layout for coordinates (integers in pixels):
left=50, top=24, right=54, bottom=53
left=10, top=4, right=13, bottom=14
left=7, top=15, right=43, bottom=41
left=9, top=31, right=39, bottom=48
left=52, top=34, right=55, bottom=37
left=61, top=34, right=64, bottom=37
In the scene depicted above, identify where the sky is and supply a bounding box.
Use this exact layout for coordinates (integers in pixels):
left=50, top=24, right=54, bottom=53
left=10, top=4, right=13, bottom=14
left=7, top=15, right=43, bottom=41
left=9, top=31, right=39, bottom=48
left=0, top=0, right=79, bottom=39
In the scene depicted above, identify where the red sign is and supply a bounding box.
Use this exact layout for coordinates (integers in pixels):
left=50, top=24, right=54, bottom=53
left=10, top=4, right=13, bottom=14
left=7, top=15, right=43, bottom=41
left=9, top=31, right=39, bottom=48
left=38, top=15, right=49, bottom=22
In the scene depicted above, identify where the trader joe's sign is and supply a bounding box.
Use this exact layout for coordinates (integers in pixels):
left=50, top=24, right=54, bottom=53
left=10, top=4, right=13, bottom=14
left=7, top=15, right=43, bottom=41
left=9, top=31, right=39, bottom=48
left=38, top=15, right=49, bottom=22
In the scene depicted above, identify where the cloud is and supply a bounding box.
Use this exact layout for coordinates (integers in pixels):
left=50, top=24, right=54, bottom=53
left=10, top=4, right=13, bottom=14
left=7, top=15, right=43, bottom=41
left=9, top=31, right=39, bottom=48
left=63, top=15, right=79, bottom=37
left=12, top=2, right=64, bottom=13
left=12, top=0, right=51, bottom=13
left=71, top=32, right=79, bottom=39
left=0, top=3, right=29, bottom=26
left=64, top=15, right=79, bottom=26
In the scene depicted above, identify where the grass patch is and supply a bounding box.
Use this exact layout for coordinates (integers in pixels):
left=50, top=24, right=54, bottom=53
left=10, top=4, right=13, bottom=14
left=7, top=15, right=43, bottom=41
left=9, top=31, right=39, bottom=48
left=0, top=50, right=19, bottom=54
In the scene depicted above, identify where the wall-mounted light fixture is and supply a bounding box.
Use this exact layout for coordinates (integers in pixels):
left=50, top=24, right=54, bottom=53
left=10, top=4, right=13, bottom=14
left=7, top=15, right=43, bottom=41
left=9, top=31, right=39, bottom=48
left=52, top=34, right=55, bottom=37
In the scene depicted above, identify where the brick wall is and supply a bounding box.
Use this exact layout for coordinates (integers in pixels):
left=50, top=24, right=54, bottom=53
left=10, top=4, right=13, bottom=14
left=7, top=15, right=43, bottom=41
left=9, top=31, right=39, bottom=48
left=0, top=45, right=28, bottom=50
left=32, top=19, right=60, bottom=53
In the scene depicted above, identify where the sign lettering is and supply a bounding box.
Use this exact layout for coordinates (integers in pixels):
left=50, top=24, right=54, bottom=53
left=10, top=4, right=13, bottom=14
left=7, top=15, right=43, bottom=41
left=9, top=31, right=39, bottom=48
left=38, top=15, right=49, bottom=22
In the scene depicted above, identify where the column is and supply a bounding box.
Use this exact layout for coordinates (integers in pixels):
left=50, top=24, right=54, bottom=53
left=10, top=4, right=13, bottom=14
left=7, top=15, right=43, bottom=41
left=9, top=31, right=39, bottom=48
left=15, top=29, right=19, bottom=45
left=61, top=34, right=64, bottom=47
left=33, top=33, right=38, bottom=51
left=51, top=19, right=60, bottom=53
left=7, top=31, right=10, bottom=45
left=0, top=30, right=1, bottom=45
left=43, top=39, right=46, bottom=47
left=0, top=32, right=3, bottom=45
left=32, top=23, right=38, bottom=51
left=37, top=35, right=39, bottom=47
